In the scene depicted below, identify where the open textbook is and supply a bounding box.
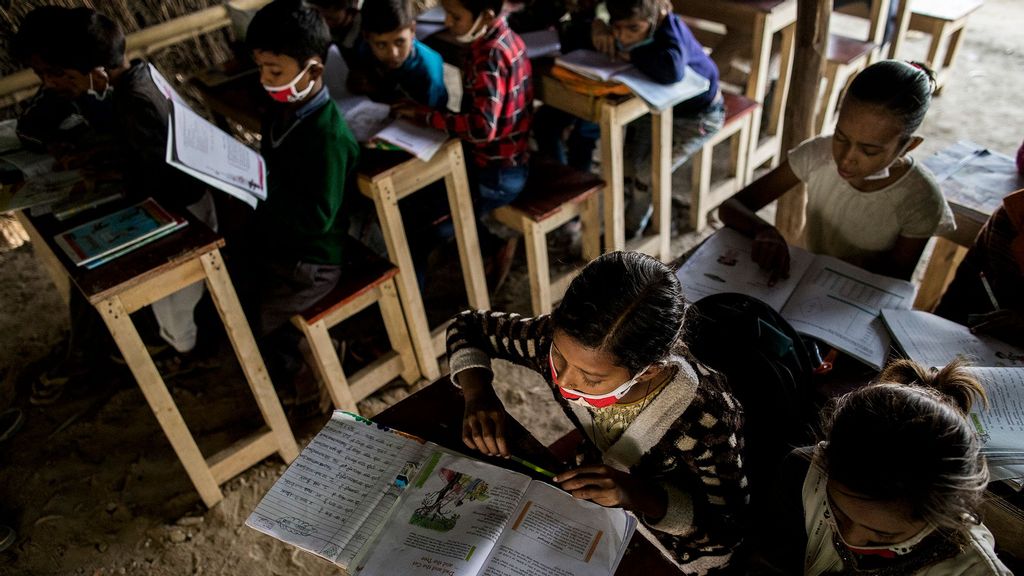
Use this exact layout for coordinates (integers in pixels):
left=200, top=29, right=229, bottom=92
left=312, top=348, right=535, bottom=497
left=247, top=412, right=636, bottom=576
left=554, top=49, right=710, bottom=111
left=676, top=228, right=916, bottom=370
left=881, top=309, right=1024, bottom=369
left=963, top=367, right=1024, bottom=484
left=166, top=98, right=267, bottom=208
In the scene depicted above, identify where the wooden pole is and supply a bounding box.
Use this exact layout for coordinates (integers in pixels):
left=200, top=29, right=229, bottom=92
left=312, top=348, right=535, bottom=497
left=775, top=0, right=830, bottom=243
left=0, top=0, right=271, bottom=109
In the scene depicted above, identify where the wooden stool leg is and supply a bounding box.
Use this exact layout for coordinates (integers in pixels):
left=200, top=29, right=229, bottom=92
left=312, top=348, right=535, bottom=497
left=818, top=63, right=843, bottom=134
left=580, top=193, right=602, bottom=263
left=651, top=110, right=673, bottom=261
left=735, top=116, right=752, bottom=189
left=914, top=237, right=966, bottom=311
left=443, top=143, right=490, bottom=310
left=600, top=103, right=626, bottom=253
left=523, top=219, right=552, bottom=316
left=690, top=143, right=714, bottom=231
left=97, top=296, right=223, bottom=508
left=889, top=0, right=912, bottom=59
left=294, top=317, right=358, bottom=413
left=936, top=23, right=967, bottom=93
left=768, top=23, right=796, bottom=145
left=926, top=19, right=948, bottom=81
left=201, top=250, right=299, bottom=463
left=378, top=278, right=420, bottom=385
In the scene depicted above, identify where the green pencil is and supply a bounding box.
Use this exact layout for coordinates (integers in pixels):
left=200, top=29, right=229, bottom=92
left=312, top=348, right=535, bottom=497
left=509, top=455, right=557, bottom=479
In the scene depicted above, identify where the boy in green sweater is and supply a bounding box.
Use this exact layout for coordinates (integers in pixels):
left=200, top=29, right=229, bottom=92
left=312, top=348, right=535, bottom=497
left=246, top=0, right=359, bottom=345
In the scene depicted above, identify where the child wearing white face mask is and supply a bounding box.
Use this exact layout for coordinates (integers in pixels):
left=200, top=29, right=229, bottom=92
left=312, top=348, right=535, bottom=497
left=752, top=359, right=1012, bottom=575
left=446, top=251, right=749, bottom=574
left=719, top=60, right=955, bottom=281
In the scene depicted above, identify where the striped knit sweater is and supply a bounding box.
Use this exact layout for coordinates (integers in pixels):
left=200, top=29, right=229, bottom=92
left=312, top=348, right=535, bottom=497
left=447, top=310, right=750, bottom=574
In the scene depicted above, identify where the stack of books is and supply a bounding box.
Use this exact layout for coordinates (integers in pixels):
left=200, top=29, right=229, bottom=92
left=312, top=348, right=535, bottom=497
left=54, top=197, right=187, bottom=269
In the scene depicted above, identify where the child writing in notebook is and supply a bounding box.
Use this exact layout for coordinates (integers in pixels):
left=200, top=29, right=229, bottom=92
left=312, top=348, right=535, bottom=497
left=348, top=0, right=448, bottom=110
left=393, top=0, right=533, bottom=289
left=597, top=0, right=723, bottom=237
left=245, top=0, right=359, bottom=385
left=755, top=359, right=1011, bottom=575
left=719, top=60, right=954, bottom=282
left=447, top=251, right=748, bottom=574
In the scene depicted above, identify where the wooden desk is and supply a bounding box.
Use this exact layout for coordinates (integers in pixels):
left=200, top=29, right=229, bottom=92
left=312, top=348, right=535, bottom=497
left=373, top=378, right=686, bottom=575
left=671, top=0, right=798, bottom=183
left=357, top=142, right=489, bottom=380
left=535, top=71, right=674, bottom=261
left=915, top=142, right=1024, bottom=310
left=16, top=208, right=299, bottom=507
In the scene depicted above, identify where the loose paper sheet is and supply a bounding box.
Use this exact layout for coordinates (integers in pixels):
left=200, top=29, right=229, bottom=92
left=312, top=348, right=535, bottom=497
left=881, top=309, right=1024, bottom=369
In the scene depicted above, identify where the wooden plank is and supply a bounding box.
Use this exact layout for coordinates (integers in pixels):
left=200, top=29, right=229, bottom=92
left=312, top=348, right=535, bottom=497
left=443, top=142, right=490, bottom=311
left=350, top=353, right=407, bottom=401
left=207, top=429, right=279, bottom=485
left=200, top=249, right=299, bottom=463
left=913, top=238, right=966, bottom=311
left=15, top=211, right=70, bottom=305
left=365, top=176, right=442, bottom=380
left=523, top=220, right=552, bottom=315
left=651, top=110, right=673, bottom=261
left=118, top=258, right=206, bottom=314
left=319, top=283, right=380, bottom=329
left=600, top=103, right=627, bottom=252
left=776, top=0, right=831, bottom=242
left=295, top=318, right=358, bottom=413
left=580, top=192, right=603, bottom=263
left=97, top=295, right=222, bottom=507
left=378, top=278, right=421, bottom=385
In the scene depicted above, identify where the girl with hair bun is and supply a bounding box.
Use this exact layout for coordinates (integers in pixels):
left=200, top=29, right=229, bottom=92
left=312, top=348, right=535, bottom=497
left=721, top=60, right=955, bottom=281
left=446, top=251, right=748, bottom=574
left=756, top=359, right=1012, bottom=575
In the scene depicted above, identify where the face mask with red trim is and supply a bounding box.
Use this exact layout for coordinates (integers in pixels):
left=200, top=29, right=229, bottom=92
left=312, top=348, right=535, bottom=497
left=824, top=497, right=934, bottom=559
left=549, top=346, right=649, bottom=409
left=263, top=60, right=316, bottom=103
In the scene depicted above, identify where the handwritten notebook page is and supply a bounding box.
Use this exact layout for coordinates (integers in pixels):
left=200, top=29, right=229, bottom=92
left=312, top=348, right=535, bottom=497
left=246, top=412, right=435, bottom=567
left=966, top=368, right=1024, bottom=481
left=881, top=309, right=1024, bottom=369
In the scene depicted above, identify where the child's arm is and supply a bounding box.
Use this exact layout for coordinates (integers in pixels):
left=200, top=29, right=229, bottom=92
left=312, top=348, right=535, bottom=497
left=864, top=235, right=929, bottom=280
left=404, top=56, right=509, bottom=143
left=719, top=161, right=802, bottom=281
left=447, top=310, right=553, bottom=457
left=627, top=17, right=687, bottom=84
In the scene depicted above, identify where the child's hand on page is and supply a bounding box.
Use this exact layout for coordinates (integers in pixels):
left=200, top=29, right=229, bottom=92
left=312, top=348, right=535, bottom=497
left=555, top=465, right=667, bottom=521
left=591, top=20, right=616, bottom=59
left=751, top=227, right=791, bottom=285
left=460, top=370, right=510, bottom=457
left=391, top=102, right=424, bottom=124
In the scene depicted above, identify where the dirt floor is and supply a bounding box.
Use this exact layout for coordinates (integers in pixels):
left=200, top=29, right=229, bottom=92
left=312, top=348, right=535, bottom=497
left=1, top=1, right=1023, bottom=574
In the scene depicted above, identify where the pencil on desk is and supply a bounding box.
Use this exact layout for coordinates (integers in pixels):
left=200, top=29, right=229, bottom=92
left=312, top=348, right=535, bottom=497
left=509, top=455, right=556, bottom=478
left=979, top=272, right=1001, bottom=310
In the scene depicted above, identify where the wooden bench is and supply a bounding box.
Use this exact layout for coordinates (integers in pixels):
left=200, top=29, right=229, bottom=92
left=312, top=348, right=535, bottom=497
left=897, top=0, right=984, bottom=92
left=492, top=161, right=604, bottom=316
left=291, top=238, right=420, bottom=414
left=691, top=93, right=759, bottom=231
left=818, top=0, right=891, bottom=132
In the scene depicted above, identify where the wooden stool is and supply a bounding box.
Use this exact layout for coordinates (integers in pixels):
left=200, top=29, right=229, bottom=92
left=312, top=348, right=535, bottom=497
left=690, top=93, right=759, bottom=231
left=291, top=239, right=420, bottom=414
left=901, top=0, right=983, bottom=92
left=818, top=0, right=891, bottom=132
left=492, top=161, right=604, bottom=315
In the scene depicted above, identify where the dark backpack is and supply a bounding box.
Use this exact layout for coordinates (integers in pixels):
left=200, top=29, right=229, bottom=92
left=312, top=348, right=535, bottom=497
left=684, top=293, right=819, bottom=497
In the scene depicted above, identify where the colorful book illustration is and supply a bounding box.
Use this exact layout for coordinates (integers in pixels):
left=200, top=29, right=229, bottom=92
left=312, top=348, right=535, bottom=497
left=54, top=198, right=187, bottom=268
left=247, top=411, right=635, bottom=576
left=677, top=228, right=917, bottom=371
left=554, top=49, right=710, bottom=111
left=166, top=98, right=267, bottom=209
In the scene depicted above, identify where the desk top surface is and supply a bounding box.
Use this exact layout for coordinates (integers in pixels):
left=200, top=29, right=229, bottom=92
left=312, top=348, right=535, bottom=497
left=373, top=379, right=683, bottom=575
left=922, top=141, right=1023, bottom=224
left=25, top=202, right=223, bottom=303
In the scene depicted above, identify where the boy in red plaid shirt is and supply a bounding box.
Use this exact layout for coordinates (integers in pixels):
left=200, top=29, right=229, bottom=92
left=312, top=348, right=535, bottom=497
left=395, top=0, right=533, bottom=289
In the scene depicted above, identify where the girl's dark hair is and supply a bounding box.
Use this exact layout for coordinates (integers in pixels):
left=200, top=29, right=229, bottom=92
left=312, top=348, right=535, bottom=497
left=607, top=0, right=671, bottom=23
left=361, top=0, right=416, bottom=35
left=844, top=59, right=938, bottom=139
left=247, top=0, right=332, bottom=62
left=41, top=9, right=125, bottom=73
left=551, top=251, right=685, bottom=375
left=456, top=0, right=505, bottom=18
left=821, top=359, right=989, bottom=531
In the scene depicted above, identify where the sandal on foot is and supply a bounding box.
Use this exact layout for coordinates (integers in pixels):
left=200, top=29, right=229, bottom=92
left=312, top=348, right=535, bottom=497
left=0, top=408, right=24, bottom=443
left=0, top=525, right=15, bottom=553
left=30, top=371, right=78, bottom=406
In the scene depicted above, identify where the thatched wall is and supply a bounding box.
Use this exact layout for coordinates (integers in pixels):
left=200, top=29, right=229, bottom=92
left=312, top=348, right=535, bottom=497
left=0, top=0, right=236, bottom=119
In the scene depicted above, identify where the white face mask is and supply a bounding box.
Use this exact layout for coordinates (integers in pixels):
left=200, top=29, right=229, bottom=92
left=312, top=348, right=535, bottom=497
left=550, top=345, right=651, bottom=409
left=862, top=139, right=914, bottom=181
left=454, top=14, right=489, bottom=44
left=263, top=60, right=316, bottom=103
left=87, top=71, right=113, bottom=101
left=824, top=496, right=934, bottom=558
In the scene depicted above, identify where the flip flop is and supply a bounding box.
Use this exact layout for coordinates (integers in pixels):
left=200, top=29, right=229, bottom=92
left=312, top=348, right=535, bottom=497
left=0, top=408, right=23, bottom=443
left=0, top=525, right=14, bottom=553
left=30, top=372, right=72, bottom=406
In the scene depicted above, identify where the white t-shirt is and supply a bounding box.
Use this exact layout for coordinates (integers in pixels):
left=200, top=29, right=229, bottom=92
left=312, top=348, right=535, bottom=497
left=788, top=135, right=955, bottom=268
